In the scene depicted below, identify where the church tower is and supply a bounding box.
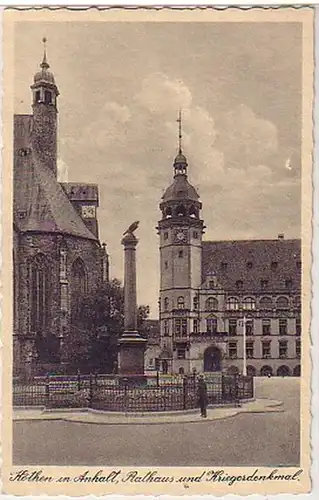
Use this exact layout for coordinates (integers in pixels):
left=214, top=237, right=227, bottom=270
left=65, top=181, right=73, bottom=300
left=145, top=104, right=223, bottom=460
left=157, top=113, right=204, bottom=373
left=31, top=38, right=59, bottom=177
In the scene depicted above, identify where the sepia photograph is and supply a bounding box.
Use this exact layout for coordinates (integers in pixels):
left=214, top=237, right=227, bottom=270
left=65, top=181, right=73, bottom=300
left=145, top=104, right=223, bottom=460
left=2, top=6, right=314, bottom=496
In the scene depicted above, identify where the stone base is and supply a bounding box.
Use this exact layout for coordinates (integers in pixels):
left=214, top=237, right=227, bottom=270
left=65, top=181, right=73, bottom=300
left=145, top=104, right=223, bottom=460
left=118, top=331, right=147, bottom=375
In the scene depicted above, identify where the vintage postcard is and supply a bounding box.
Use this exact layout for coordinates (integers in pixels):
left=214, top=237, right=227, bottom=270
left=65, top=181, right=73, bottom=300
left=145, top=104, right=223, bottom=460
left=1, top=6, right=314, bottom=496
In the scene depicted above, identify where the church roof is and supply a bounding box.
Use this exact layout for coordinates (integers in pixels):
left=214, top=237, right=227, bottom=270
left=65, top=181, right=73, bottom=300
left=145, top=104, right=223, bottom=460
left=202, top=238, right=301, bottom=292
left=14, top=114, right=97, bottom=240
left=162, top=174, right=200, bottom=203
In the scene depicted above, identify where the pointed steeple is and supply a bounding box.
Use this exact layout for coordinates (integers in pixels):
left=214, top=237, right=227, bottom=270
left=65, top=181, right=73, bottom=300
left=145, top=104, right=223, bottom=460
left=173, top=110, right=188, bottom=177
left=40, top=37, right=50, bottom=70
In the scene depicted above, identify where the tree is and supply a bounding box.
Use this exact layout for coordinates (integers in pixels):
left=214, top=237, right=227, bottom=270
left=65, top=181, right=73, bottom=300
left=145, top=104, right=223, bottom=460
left=64, top=279, right=150, bottom=374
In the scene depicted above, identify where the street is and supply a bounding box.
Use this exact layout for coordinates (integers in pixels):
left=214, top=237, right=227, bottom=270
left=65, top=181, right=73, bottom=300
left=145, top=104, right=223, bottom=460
left=13, top=377, right=300, bottom=466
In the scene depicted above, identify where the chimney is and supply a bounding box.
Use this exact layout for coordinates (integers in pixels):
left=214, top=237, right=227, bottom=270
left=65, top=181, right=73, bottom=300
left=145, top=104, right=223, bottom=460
left=278, top=233, right=285, bottom=240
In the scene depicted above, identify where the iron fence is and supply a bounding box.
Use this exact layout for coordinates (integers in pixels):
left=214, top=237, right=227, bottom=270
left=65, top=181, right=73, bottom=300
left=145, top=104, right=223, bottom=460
left=13, top=372, right=254, bottom=411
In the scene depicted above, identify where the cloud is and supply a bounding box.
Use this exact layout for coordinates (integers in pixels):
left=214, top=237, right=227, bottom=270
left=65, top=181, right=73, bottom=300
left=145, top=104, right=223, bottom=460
left=59, top=72, right=299, bottom=317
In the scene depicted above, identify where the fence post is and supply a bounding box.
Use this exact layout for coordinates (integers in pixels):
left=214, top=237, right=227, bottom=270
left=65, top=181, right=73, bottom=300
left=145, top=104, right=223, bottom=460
left=89, top=373, right=93, bottom=407
left=156, top=370, right=159, bottom=388
left=77, top=370, right=81, bottom=391
left=183, top=376, right=188, bottom=410
left=45, top=374, right=50, bottom=407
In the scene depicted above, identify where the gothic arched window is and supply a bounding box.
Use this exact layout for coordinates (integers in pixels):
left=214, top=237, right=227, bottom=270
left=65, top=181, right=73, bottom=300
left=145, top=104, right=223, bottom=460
left=226, top=297, right=239, bottom=311
left=71, top=258, right=87, bottom=322
left=177, top=296, right=185, bottom=310
left=205, top=297, right=218, bottom=311
left=243, top=297, right=256, bottom=310
left=30, top=253, right=50, bottom=334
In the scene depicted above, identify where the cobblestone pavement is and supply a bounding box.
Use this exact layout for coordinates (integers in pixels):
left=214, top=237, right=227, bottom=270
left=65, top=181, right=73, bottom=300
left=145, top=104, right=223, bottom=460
left=13, top=377, right=300, bottom=466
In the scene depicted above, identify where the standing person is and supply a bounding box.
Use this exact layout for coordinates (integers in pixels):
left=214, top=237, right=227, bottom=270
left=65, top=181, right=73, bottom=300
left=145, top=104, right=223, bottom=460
left=197, top=375, right=208, bottom=418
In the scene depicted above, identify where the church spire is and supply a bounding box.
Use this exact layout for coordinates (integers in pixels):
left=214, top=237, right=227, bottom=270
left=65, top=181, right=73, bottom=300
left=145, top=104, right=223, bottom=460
left=41, top=37, right=50, bottom=70
left=173, top=110, right=188, bottom=177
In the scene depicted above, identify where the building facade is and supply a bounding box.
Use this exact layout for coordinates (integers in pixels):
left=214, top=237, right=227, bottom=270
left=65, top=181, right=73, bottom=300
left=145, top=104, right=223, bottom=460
left=13, top=46, right=109, bottom=378
left=146, top=144, right=301, bottom=377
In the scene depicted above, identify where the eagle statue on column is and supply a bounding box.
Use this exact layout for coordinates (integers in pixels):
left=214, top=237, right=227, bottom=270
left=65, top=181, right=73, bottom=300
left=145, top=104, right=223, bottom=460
left=123, top=220, right=140, bottom=236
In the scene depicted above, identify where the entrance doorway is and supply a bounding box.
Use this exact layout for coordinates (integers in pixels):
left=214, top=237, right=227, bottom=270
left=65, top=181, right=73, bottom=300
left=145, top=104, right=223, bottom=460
left=204, top=346, right=222, bottom=372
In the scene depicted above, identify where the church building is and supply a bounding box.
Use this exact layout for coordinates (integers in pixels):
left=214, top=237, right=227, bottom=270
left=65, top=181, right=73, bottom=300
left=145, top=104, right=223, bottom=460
left=146, top=119, right=301, bottom=378
left=13, top=43, right=109, bottom=378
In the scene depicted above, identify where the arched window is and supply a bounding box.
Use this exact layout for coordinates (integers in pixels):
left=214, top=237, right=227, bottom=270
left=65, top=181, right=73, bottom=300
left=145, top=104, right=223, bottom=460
left=165, top=207, right=172, bottom=219
left=164, top=297, right=169, bottom=311
left=177, top=296, right=185, bottom=310
left=243, top=297, right=256, bottom=310
left=226, top=297, right=239, bottom=311
left=259, top=296, right=273, bottom=310
left=71, top=258, right=87, bottom=322
left=205, top=297, right=218, bottom=311
left=176, top=204, right=186, bottom=217
left=30, top=253, right=50, bottom=334
left=189, top=205, right=198, bottom=219
left=276, top=296, right=289, bottom=310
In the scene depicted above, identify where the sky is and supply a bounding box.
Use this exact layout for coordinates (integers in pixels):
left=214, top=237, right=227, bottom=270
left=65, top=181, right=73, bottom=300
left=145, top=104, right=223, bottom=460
left=14, top=20, right=302, bottom=317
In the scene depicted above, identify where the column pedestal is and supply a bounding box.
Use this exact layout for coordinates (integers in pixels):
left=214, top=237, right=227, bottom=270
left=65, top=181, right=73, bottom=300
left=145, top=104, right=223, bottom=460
left=118, top=232, right=147, bottom=376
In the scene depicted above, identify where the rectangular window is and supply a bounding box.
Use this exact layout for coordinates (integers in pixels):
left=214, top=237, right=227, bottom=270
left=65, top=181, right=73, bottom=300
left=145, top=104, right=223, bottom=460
left=228, top=341, right=237, bottom=359
left=177, top=348, right=186, bottom=359
left=279, top=318, right=288, bottom=336
left=262, top=341, right=271, bottom=359
left=246, top=319, right=254, bottom=336
left=163, top=320, right=169, bottom=336
left=296, top=339, right=301, bottom=358
left=193, top=319, right=199, bottom=334
left=175, top=319, right=187, bottom=336
left=262, top=319, right=271, bottom=335
left=193, top=231, right=198, bottom=239
left=246, top=341, right=254, bottom=359
left=207, top=318, right=217, bottom=334
left=193, top=296, right=199, bottom=310
left=209, top=280, right=214, bottom=289
left=296, top=318, right=301, bottom=336
left=229, top=319, right=237, bottom=336
left=279, top=340, right=288, bottom=359
left=164, top=261, right=168, bottom=270
left=221, top=262, right=228, bottom=270
left=178, top=250, right=183, bottom=258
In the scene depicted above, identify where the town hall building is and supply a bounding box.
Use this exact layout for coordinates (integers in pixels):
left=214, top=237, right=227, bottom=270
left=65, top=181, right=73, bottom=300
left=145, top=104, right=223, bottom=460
left=146, top=126, right=302, bottom=378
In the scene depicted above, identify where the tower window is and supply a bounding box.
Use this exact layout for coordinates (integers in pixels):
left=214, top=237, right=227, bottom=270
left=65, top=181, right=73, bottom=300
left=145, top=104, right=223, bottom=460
left=193, top=296, right=199, bottom=311
left=164, top=232, right=168, bottom=240
left=164, top=261, right=168, bottom=270
left=193, top=319, right=199, bottom=334
left=247, top=261, right=253, bottom=269
left=271, top=261, right=278, bottom=270
left=178, top=250, right=183, bottom=258
left=177, top=296, right=185, bottom=310
left=163, top=320, right=169, bottom=336
left=207, top=317, right=217, bottom=334
left=193, top=231, right=198, bottom=239
left=164, top=297, right=169, bottom=311
left=176, top=204, right=186, bottom=217
left=221, top=262, right=228, bottom=270
left=35, top=90, right=41, bottom=103
left=44, top=90, right=52, bottom=105
left=285, top=279, right=293, bottom=290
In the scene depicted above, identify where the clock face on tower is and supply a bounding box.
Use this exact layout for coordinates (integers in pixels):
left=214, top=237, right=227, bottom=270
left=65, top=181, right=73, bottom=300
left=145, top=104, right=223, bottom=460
left=175, top=230, right=187, bottom=243
left=81, top=205, right=96, bottom=219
